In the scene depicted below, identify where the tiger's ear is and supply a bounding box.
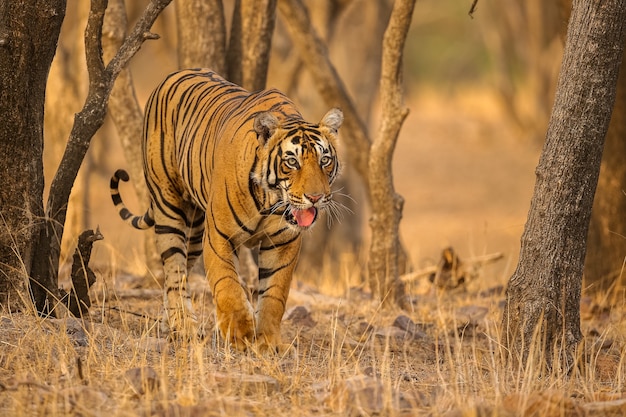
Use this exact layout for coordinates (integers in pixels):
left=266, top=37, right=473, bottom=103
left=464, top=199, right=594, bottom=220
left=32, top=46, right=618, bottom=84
left=320, top=108, right=343, bottom=134
left=254, top=112, right=279, bottom=145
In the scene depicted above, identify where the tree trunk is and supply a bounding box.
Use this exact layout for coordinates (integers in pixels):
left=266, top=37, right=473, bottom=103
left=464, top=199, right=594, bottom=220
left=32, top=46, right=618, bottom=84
left=367, top=0, right=414, bottom=306
left=176, top=0, right=227, bottom=74
left=280, top=0, right=392, bottom=282
left=557, top=0, right=626, bottom=293
left=0, top=0, right=66, bottom=311
left=227, top=0, right=277, bottom=89
left=278, top=0, right=371, bottom=185
left=501, top=0, right=626, bottom=370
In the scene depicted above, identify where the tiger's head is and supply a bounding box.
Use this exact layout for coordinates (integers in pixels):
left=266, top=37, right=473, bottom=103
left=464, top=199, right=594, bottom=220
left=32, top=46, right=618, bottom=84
left=252, top=108, right=343, bottom=230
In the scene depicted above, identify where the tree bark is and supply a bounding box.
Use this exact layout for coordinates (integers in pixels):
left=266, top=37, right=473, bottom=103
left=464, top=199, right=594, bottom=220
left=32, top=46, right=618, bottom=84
left=584, top=30, right=626, bottom=292
left=367, top=0, right=414, bottom=306
left=0, top=0, right=66, bottom=311
left=501, top=0, right=626, bottom=370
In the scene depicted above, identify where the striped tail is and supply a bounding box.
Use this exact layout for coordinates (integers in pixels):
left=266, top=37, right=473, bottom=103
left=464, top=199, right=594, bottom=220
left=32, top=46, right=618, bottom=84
left=110, top=169, right=155, bottom=230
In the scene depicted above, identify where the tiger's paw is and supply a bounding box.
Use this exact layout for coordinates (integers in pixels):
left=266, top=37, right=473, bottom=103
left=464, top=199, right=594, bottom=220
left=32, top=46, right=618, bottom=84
left=217, top=306, right=255, bottom=351
left=252, top=335, right=293, bottom=356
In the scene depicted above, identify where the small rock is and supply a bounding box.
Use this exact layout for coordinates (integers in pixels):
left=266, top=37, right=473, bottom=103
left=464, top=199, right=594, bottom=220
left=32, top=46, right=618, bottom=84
left=454, top=305, right=488, bottom=324
left=373, top=326, right=413, bottom=341
left=392, top=315, right=429, bottom=339
left=125, top=366, right=160, bottom=395
left=48, top=317, right=89, bottom=347
left=327, top=375, right=384, bottom=415
left=211, top=371, right=280, bottom=396
left=59, top=386, right=109, bottom=409
left=285, top=305, right=316, bottom=328
left=136, top=336, right=169, bottom=354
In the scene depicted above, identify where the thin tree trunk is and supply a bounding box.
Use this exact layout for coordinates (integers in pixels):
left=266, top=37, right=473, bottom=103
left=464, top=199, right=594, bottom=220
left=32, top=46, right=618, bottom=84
left=0, top=0, right=66, bottom=311
left=176, top=0, right=227, bottom=74
left=227, top=0, right=277, bottom=89
left=103, top=0, right=145, bottom=207
left=367, top=0, right=415, bottom=306
left=501, top=0, right=626, bottom=370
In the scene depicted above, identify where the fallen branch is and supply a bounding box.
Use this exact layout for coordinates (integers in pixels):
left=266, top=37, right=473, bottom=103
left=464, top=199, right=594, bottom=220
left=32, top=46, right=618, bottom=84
left=401, top=249, right=504, bottom=283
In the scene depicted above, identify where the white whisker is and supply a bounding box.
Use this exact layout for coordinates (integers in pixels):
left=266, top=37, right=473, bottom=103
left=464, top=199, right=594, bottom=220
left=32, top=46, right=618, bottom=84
left=331, top=190, right=356, bottom=205
left=323, top=199, right=352, bottom=228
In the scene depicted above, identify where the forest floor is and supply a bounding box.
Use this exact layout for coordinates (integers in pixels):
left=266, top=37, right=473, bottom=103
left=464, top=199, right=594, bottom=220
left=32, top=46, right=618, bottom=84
left=2, top=90, right=626, bottom=416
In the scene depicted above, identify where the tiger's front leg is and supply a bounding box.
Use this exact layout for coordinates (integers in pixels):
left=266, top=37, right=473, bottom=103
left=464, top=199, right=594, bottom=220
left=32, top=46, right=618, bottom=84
left=204, top=239, right=255, bottom=350
left=255, top=235, right=302, bottom=352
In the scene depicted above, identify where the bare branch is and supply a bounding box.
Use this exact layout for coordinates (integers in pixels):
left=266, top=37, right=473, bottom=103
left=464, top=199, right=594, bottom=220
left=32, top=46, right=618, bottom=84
left=105, top=0, right=172, bottom=80
left=277, top=0, right=371, bottom=186
left=85, top=0, right=107, bottom=88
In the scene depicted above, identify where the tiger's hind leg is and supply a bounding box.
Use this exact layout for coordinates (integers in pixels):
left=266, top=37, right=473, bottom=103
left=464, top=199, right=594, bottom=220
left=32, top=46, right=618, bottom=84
left=155, top=204, right=203, bottom=340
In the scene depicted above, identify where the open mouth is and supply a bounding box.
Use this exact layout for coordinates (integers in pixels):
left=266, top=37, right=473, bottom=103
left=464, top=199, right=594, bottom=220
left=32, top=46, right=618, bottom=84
left=286, top=207, right=318, bottom=228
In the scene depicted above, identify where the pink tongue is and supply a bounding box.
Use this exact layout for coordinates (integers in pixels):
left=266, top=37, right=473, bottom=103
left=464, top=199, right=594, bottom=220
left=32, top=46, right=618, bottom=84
left=292, top=207, right=317, bottom=227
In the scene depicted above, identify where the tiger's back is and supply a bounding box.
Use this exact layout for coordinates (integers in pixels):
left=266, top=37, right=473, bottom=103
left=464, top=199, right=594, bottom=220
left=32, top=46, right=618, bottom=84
left=111, top=69, right=343, bottom=350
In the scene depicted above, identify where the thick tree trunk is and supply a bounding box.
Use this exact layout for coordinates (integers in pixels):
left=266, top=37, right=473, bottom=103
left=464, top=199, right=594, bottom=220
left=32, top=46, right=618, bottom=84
left=0, top=0, right=66, bottom=311
left=557, top=0, right=626, bottom=293
left=501, top=0, right=626, bottom=370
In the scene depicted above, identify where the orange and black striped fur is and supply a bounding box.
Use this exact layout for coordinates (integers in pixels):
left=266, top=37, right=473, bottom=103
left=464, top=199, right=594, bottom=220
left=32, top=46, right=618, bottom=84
left=110, top=69, right=342, bottom=350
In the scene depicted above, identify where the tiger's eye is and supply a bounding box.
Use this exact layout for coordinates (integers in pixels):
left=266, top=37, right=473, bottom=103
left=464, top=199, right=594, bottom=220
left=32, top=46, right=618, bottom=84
left=285, top=157, right=299, bottom=168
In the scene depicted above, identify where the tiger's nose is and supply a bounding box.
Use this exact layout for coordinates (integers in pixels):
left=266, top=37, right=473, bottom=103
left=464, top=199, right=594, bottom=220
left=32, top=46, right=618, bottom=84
left=305, top=193, right=323, bottom=204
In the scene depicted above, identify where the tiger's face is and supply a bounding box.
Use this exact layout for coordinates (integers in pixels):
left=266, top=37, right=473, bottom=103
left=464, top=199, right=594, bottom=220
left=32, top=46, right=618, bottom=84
left=253, top=108, right=343, bottom=230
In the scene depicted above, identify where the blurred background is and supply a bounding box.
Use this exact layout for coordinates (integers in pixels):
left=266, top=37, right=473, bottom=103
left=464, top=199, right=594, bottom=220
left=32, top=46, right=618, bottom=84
left=44, top=0, right=568, bottom=293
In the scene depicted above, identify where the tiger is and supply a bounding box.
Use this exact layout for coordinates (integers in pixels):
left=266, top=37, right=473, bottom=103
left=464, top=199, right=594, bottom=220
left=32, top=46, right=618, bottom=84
left=110, top=69, right=343, bottom=351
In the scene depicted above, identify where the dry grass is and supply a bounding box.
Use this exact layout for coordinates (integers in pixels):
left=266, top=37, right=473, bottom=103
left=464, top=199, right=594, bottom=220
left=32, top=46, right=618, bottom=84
left=1, top=250, right=626, bottom=417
